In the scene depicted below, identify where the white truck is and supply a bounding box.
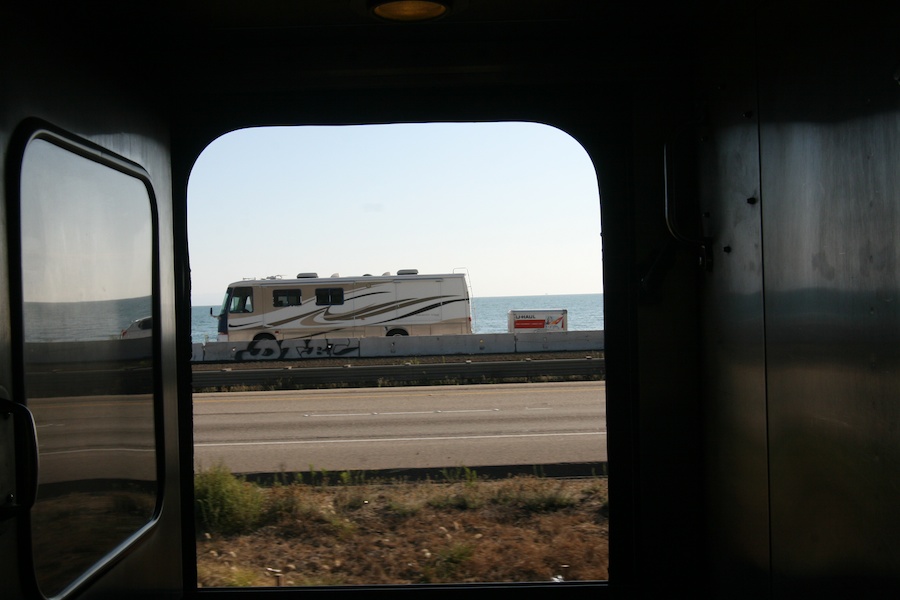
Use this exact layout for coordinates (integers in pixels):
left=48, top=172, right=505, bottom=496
left=214, top=270, right=472, bottom=341
left=507, top=309, right=568, bottom=333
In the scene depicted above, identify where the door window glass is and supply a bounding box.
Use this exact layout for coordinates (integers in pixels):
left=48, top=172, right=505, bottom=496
left=19, top=133, right=159, bottom=597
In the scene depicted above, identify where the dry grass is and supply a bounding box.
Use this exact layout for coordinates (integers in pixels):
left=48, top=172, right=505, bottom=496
left=195, top=472, right=608, bottom=587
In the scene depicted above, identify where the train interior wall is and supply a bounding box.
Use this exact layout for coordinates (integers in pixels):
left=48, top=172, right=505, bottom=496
left=698, top=6, right=900, bottom=597
left=0, top=7, right=183, bottom=600
left=1, top=2, right=899, bottom=599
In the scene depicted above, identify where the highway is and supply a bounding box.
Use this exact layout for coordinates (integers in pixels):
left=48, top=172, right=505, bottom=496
left=193, top=381, right=607, bottom=474
left=29, top=393, right=157, bottom=485
left=27, top=382, right=606, bottom=484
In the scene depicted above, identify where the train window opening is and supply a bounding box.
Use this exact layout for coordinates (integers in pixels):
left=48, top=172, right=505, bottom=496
left=187, top=122, right=606, bottom=587
left=17, top=129, right=160, bottom=598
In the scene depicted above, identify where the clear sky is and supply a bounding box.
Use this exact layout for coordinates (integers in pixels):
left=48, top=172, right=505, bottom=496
left=187, top=122, right=602, bottom=306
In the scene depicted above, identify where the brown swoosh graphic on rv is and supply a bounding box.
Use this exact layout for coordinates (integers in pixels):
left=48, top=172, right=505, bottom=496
left=320, top=296, right=461, bottom=323
left=331, top=295, right=450, bottom=321
left=266, top=291, right=397, bottom=327
left=293, top=297, right=461, bottom=325
left=263, top=290, right=466, bottom=328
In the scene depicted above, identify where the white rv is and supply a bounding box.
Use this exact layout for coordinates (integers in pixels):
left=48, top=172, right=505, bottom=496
left=214, top=270, right=472, bottom=341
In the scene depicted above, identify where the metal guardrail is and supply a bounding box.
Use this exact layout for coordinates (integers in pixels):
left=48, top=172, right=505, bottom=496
left=192, top=358, right=604, bottom=391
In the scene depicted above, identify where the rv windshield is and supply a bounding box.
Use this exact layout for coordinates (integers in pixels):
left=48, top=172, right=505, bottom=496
left=218, top=291, right=229, bottom=317
left=228, top=287, right=253, bottom=313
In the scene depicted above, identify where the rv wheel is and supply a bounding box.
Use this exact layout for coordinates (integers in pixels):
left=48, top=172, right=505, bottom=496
left=386, top=329, right=408, bottom=336
left=253, top=333, right=276, bottom=341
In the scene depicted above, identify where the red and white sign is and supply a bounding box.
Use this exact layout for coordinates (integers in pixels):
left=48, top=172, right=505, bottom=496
left=514, top=319, right=548, bottom=329
left=507, top=310, right=568, bottom=333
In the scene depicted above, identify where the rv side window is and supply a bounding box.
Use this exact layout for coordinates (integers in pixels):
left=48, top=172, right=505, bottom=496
left=273, top=289, right=301, bottom=307
left=315, top=287, right=344, bottom=306
left=229, top=287, right=254, bottom=313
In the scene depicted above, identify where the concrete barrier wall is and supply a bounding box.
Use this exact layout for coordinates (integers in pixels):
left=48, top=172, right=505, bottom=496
left=191, top=330, right=604, bottom=363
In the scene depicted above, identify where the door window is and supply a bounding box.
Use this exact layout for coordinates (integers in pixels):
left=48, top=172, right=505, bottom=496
left=17, top=130, right=160, bottom=597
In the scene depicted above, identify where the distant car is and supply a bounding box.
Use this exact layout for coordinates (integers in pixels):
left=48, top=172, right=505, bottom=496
left=121, top=316, right=152, bottom=339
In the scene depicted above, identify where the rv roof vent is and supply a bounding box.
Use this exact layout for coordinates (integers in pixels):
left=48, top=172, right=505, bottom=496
left=397, top=269, right=419, bottom=275
left=331, top=272, right=340, bottom=278
left=296, top=272, right=318, bottom=278
left=382, top=272, right=391, bottom=276
left=265, top=275, right=282, bottom=280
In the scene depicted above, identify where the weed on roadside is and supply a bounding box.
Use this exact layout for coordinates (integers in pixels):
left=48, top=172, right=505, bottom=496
left=195, top=464, right=266, bottom=535
left=195, top=468, right=609, bottom=586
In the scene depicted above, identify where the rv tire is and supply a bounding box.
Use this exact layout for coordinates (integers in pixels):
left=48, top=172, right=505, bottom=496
left=253, top=333, right=277, bottom=341
left=386, top=329, right=408, bottom=336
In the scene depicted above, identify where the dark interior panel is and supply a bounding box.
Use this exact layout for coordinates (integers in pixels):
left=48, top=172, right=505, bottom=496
left=758, top=8, right=900, bottom=595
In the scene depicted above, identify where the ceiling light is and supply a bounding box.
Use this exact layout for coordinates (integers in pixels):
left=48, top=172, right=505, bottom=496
left=369, top=0, right=451, bottom=23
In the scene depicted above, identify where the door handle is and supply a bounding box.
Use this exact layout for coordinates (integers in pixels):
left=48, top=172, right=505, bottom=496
left=0, top=392, right=39, bottom=520
left=664, top=143, right=713, bottom=271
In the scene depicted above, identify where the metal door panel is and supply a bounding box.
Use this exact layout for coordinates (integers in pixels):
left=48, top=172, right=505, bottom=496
left=696, top=14, right=770, bottom=595
left=0, top=11, right=183, bottom=599
left=759, top=10, right=900, bottom=595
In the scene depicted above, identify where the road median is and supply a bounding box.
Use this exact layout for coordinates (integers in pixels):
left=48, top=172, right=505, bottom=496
left=192, top=352, right=604, bottom=392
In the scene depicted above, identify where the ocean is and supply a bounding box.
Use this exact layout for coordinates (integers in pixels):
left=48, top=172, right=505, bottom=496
left=191, top=294, right=603, bottom=343
left=24, top=297, right=153, bottom=342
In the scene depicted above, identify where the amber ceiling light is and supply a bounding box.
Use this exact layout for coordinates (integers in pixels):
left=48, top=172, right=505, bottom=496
left=369, top=0, right=451, bottom=22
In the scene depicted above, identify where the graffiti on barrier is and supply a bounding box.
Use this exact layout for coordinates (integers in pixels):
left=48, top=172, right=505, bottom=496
left=294, top=339, right=360, bottom=358
left=234, top=338, right=361, bottom=361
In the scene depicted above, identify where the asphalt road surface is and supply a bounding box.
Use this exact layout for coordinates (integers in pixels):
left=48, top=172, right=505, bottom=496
left=193, top=381, right=606, bottom=474
left=29, top=393, right=157, bottom=485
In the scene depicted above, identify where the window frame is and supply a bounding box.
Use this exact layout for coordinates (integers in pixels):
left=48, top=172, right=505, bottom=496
left=180, top=120, right=617, bottom=597
left=6, top=118, right=164, bottom=600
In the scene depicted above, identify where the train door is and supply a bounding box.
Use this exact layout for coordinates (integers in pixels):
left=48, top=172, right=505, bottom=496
left=1, top=122, right=176, bottom=600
